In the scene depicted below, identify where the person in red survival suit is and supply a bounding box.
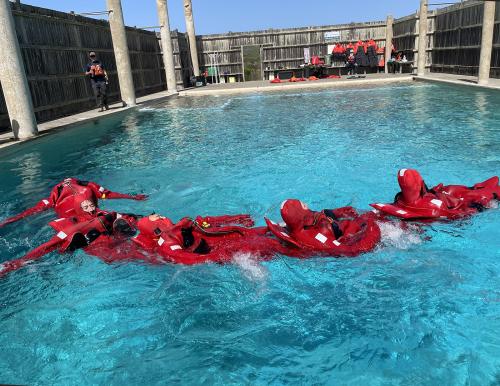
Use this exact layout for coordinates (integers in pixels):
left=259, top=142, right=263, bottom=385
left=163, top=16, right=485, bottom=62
left=0, top=193, right=139, bottom=277
left=0, top=177, right=147, bottom=228
left=265, top=199, right=381, bottom=257
left=371, top=169, right=500, bottom=220
left=133, top=213, right=287, bottom=265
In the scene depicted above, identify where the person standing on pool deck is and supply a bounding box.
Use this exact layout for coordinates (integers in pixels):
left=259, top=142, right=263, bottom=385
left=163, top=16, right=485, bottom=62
left=85, top=52, right=109, bottom=112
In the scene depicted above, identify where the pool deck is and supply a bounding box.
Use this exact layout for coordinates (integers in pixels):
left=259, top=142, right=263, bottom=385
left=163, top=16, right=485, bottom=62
left=0, top=90, right=177, bottom=152
left=1, top=72, right=500, bottom=152
left=179, top=73, right=413, bottom=96
left=416, top=72, right=500, bottom=90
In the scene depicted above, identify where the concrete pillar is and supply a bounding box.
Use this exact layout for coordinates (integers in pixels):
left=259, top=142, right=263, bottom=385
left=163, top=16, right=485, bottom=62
left=106, top=0, right=136, bottom=106
left=385, top=15, right=394, bottom=74
left=417, top=0, right=428, bottom=76
left=183, top=0, right=200, bottom=77
left=478, top=1, right=496, bottom=85
left=0, top=0, right=37, bottom=139
left=156, top=0, right=178, bottom=93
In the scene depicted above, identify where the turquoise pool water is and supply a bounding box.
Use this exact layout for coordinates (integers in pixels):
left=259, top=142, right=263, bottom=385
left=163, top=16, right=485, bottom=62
left=0, top=82, right=499, bottom=385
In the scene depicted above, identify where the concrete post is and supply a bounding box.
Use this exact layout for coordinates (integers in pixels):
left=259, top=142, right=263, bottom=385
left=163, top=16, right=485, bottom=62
left=183, top=0, right=200, bottom=77
left=0, top=0, right=37, bottom=139
left=478, top=1, right=496, bottom=85
left=417, top=0, right=428, bottom=76
left=106, top=0, right=136, bottom=106
left=385, top=15, right=393, bottom=74
left=156, top=0, right=178, bottom=93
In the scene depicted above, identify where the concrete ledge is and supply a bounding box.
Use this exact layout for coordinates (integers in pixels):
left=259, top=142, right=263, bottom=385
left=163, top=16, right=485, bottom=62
left=179, top=74, right=414, bottom=96
left=414, top=74, right=500, bottom=91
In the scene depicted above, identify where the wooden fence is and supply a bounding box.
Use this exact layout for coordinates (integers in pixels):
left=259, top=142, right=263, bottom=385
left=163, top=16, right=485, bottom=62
left=192, top=22, right=388, bottom=81
left=431, top=0, right=500, bottom=77
left=0, top=2, right=167, bottom=131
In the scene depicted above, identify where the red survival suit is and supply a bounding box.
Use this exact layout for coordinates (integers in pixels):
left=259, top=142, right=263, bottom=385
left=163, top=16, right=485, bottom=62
left=0, top=178, right=147, bottom=228
left=0, top=194, right=140, bottom=277
left=133, top=214, right=287, bottom=265
left=265, top=199, right=381, bottom=258
left=371, top=169, right=500, bottom=220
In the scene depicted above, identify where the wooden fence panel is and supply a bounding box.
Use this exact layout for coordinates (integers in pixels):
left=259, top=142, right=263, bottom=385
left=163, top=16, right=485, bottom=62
left=0, top=3, right=166, bottom=132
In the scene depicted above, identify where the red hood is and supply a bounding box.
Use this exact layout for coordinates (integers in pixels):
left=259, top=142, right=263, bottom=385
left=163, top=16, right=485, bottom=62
left=280, top=199, right=316, bottom=233
left=397, top=169, right=426, bottom=204
left=73, top=191, right=98, bottom=220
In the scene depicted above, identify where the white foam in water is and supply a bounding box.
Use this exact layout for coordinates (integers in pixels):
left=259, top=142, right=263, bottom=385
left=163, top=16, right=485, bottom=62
left=486, top=199, right=498, bottom=209
left=377, top=221, right=422, bottom=250
left=219, top=99, right=233, bottom=109
left=232, top=252, right=268, bottom=282
left=138, top=107, right=160, bottom=112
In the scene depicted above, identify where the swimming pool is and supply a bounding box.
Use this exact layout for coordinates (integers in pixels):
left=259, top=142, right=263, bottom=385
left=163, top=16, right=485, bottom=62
left=0, top=82, right=499, bottom=385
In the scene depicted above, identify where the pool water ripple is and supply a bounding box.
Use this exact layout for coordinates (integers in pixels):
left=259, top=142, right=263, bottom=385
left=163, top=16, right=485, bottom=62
left=0, top=82, right=499, bottom=384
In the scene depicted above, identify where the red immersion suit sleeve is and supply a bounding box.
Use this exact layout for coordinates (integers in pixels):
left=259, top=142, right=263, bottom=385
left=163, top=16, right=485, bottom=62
left=0, top=236, right=62, bottom=277
left=0, top=198, right=53, bottom=228
left=87, top=181, right=147, bottom=201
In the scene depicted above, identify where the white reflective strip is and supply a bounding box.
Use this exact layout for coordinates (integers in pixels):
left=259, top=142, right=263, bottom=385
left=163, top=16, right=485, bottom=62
left=280, top=231, right=290, bottom=238
left=399, top=169, right=407, bottom=177
left=333, top=240, right=341, bottom=246
left=42, top=199, right=49, bottom=205
left=116, top=213, right=123, bottom=219
left=157, top=237, right=164, bottom=246
left=57, top=231, right=67, bottom=239
left=54, top=218, right=64, bottom=222
left=99, top=186, right=105, bottom=192
left=269, top=220, right=276, bottom=225
left=375, top=203, right=385, bottom=208
left=372, top=209, right=379, bottom=213
left=279, top=222, right=286, bottom=227
left=396, top=210, right=407, bottom=215
left=315, top=233, right=327, bottom=244
left=280, top=200, right=287, bottom=210
left=430, top=199, right=443, bottom=208
left=170, top=245, right=182, bottom=251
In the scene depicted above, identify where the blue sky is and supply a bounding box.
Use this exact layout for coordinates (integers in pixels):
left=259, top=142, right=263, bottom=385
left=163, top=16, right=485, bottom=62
left=22, top=0, right=460, bottom=35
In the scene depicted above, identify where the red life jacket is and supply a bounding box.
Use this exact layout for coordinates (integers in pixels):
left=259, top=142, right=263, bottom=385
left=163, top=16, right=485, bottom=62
left=91, top=64, right=105, bottom=77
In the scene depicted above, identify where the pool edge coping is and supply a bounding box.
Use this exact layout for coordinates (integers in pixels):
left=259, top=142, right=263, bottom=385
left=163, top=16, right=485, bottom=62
left=0, top=91, right=178, bottom=154
left=178, top=76, right=415, bottom=96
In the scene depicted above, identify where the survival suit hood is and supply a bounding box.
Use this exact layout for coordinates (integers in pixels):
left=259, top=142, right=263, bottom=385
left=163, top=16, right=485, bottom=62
left=397, top=168, right=426, bottom=204
left=280, top=199, right=317, bottom=232
left=73, top=192, right=98, bottom=221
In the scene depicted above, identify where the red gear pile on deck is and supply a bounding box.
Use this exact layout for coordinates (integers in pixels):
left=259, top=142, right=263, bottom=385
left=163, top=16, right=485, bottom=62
left=371, top=169, right=500, bottom=220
